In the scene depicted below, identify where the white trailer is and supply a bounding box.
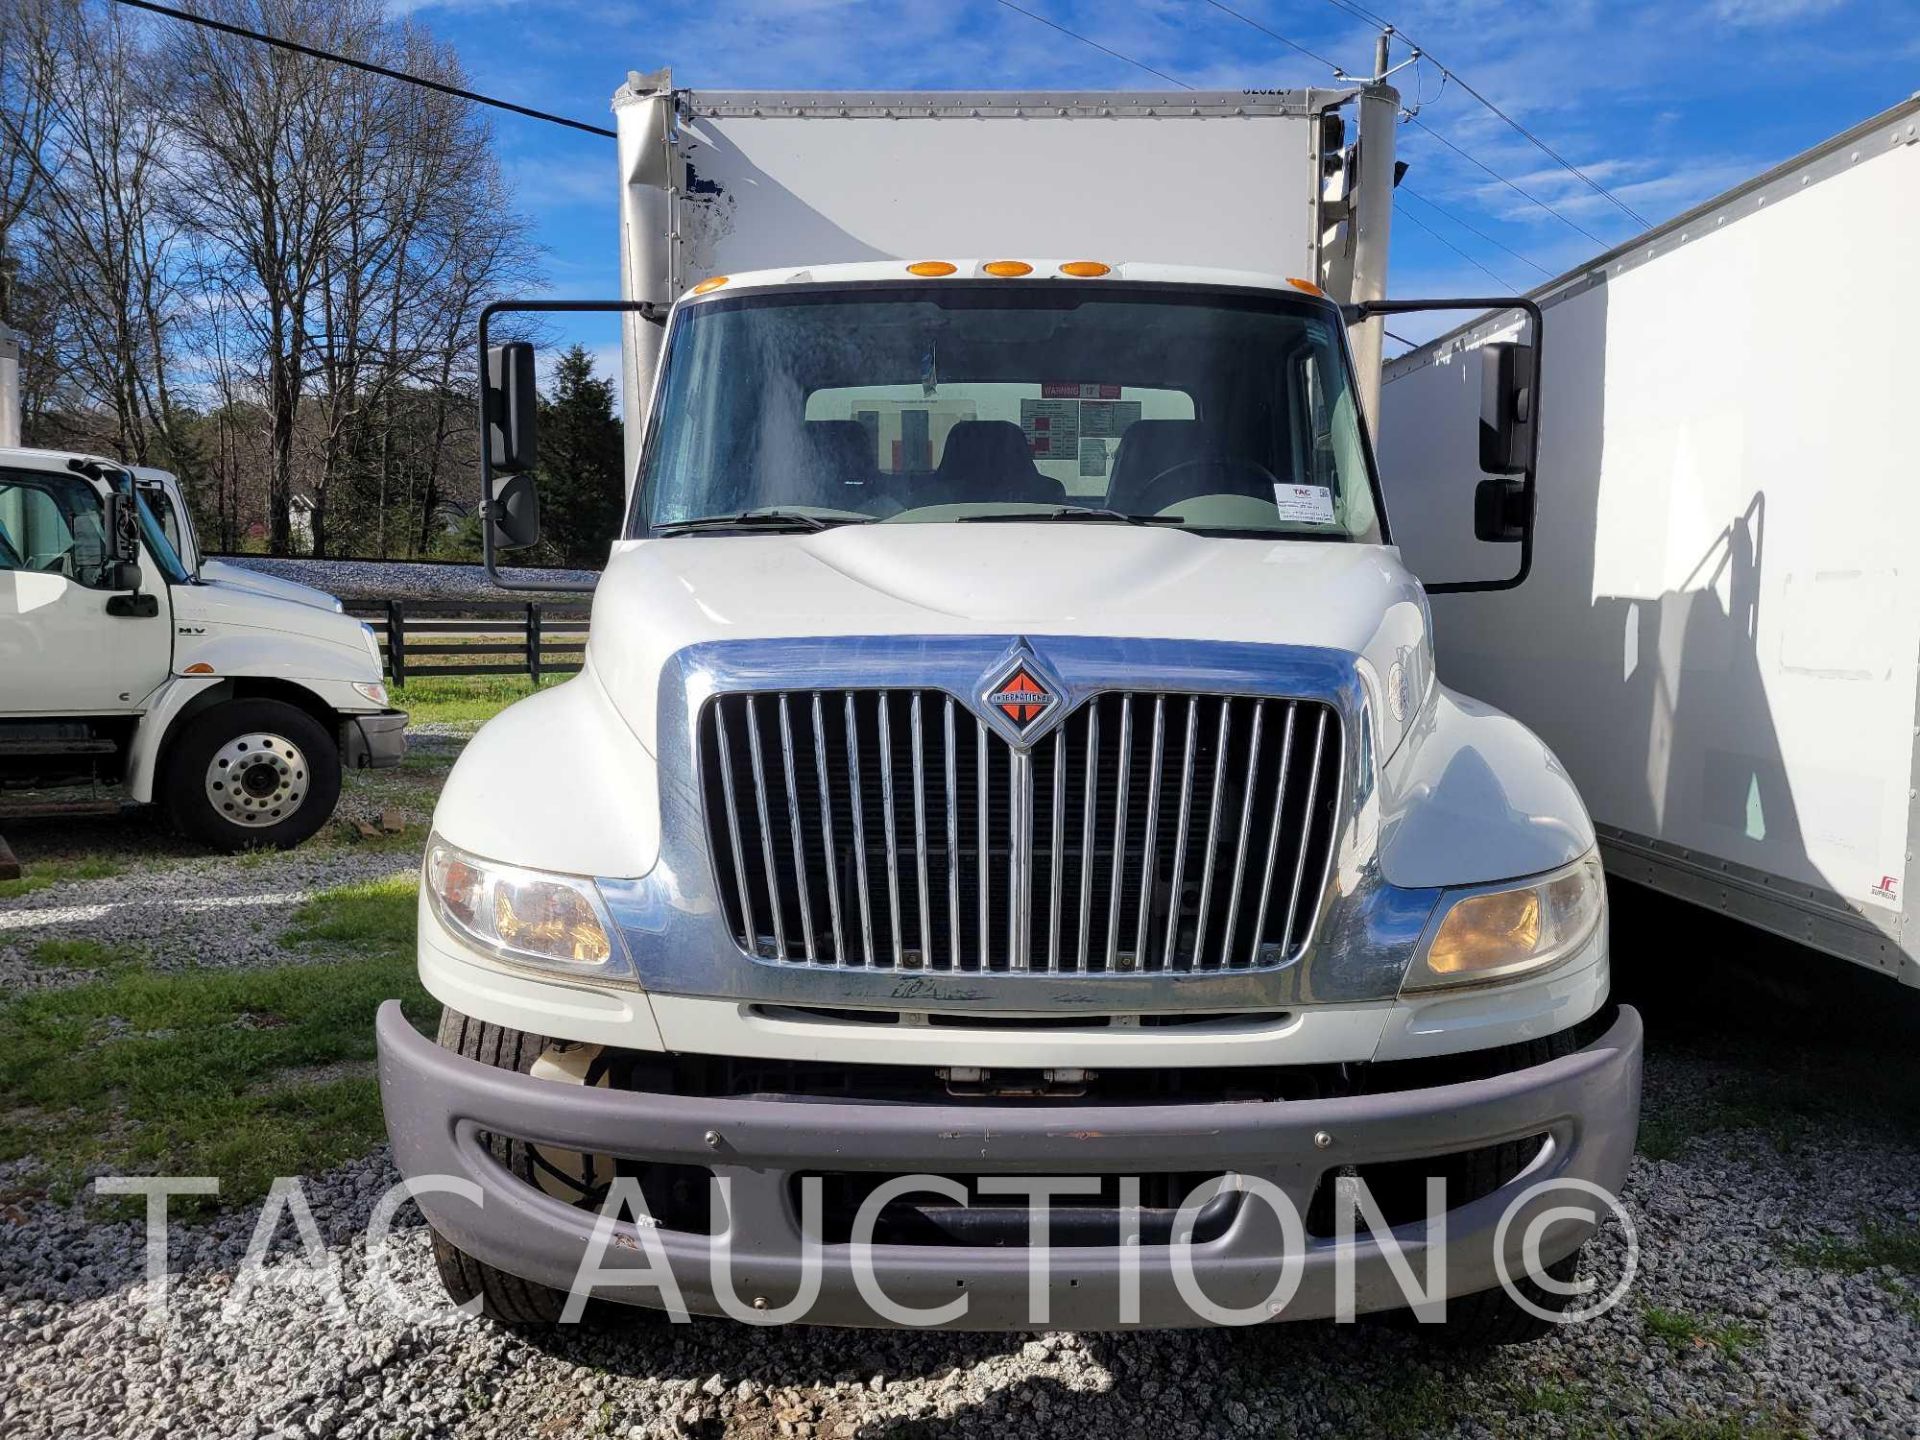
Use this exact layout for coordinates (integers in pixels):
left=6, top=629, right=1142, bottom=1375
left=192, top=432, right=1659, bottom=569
left=1377, top=96, right=1920, bottom=987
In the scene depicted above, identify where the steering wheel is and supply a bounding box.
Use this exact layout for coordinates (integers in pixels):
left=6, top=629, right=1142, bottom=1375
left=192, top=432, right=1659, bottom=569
left=1127, top=457, right=1282, bottom=518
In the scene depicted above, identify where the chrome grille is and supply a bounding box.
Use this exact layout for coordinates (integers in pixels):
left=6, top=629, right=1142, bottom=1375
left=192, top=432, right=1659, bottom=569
left=698, top=690, right=1341, bottom=974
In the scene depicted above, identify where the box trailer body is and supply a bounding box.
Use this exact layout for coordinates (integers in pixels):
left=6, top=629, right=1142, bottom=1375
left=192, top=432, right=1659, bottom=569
left=1378, top=97, right=1920, bottom=987
left=378, top=77, right=1644, bottom=1337
left=610, top=74, right=1402, bottom=476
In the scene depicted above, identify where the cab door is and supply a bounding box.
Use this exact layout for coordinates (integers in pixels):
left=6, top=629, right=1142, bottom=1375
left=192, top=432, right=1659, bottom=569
left=0, top=467, right=172, bottom=715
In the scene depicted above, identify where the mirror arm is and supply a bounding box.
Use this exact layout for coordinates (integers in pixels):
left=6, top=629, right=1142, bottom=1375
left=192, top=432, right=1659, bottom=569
left=477, top=298, right=666, bottom=594
left=1348, top=295, right=1544, bottom=595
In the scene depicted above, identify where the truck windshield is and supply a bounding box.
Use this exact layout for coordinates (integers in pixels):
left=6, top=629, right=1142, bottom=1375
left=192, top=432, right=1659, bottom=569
left=633, top=283, right=1381, bottom=541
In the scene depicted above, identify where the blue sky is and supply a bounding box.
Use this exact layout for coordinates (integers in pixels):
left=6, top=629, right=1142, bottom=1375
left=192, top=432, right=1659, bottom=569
left=389, top=0, right=1920, bottom=369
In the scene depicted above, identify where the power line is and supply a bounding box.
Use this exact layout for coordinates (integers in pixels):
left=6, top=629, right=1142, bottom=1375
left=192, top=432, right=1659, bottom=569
left=108, top=0, right=618, bottom=139
left=1409, top=115, right=1608, bottom=246
left=1195, top=0, right=1339, bottom=73
left=1399, top=184, right=1554, bottom=279
left=1393, top=205, right=1519, bottom=292
left=1305, top=0, right=1652, bottom=227
left=991, top=0, right=1195, bottom=89
left=1198, top=0, right=1613, bottom=245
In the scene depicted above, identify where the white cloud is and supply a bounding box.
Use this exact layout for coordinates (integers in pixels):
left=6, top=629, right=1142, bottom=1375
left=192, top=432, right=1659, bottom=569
left=1711, top=0, right=1846, bottom=25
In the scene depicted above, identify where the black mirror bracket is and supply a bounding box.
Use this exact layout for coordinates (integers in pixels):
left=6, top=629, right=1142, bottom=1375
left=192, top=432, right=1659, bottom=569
left=1349, top=295, right=1545, bottom=595
left=477, top=298, right=672, bottom=594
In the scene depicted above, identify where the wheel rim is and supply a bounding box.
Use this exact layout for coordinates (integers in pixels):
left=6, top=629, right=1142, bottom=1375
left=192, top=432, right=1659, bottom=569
left=205, top=732, right=310, bottom=827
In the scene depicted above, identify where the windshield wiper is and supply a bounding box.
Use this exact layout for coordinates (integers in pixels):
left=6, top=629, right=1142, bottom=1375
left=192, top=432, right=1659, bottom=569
left=957, top=507, right=1184, bottom=527
left=652, top=510, right=873, bottom=537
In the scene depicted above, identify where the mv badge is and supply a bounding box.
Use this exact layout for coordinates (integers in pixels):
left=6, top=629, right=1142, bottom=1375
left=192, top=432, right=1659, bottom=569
left=979, top=642, right=1067, bottom=746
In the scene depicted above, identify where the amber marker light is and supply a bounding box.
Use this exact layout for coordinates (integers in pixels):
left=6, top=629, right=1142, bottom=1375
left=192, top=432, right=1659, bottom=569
left=1286, top=276, right=1326, bottom=296
left=907, top=260, right=957, bottom=276
left=982, top=260, right=1034, bottom=277
left=1059, top=261, right=1112, bottom=277
left=689, top=275, right=730, bottom=295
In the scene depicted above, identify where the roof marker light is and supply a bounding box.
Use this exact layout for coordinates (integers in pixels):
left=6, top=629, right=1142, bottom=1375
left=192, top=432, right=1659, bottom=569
left=982, top=260, right=1033, bottom=277
left=689, top=275, right=730, bottom=295
left=907, top=260, right=957, bottom=277
left=1286, top=276, right=1325, bottom=297
left=1059, top=260, right=1112, bottom=277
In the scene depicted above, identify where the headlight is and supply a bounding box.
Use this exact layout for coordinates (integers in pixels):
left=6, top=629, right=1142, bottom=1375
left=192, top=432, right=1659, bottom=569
left=351, top=680, right=389, bottom=707
left=1405, top=852, right=1605, bottom=990
left=424, top=836, right=630, bottom=983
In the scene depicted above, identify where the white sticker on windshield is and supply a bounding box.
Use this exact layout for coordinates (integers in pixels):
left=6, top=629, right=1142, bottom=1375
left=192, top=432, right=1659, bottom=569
left=1273, top=484, right=1336, bottom=524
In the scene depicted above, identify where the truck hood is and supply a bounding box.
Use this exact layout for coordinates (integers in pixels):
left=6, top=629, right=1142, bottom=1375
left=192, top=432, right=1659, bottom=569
left=171, top=578, right=379, bottom=678
left=199, top=558, right=344, bottom=613
left=590, top=525, right=1434, bottom=755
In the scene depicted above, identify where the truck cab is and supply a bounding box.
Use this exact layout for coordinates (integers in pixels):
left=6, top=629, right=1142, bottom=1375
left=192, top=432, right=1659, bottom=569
left=131, top=466, right=347, bottom=614
left=0, top=446, right=405, bottom=848
left=378, top=256, right=1642, bottom=1340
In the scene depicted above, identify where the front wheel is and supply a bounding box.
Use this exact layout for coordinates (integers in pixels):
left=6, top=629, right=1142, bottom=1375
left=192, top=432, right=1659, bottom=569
left=161, top=697, right=341, bottom=851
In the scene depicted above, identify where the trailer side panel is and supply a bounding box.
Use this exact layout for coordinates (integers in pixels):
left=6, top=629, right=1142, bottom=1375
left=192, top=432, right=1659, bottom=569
left=1378, top=104, right=1920, bottom=984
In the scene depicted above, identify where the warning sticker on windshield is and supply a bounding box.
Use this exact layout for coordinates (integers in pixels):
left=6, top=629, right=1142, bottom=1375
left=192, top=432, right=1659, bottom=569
left=1021, top=399, right=1080, bottom=459
left=1273, top=484, right=1337, bottom=524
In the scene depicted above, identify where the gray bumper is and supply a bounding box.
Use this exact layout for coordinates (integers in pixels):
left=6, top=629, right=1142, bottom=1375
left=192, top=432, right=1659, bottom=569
left=375, top=1001, right=1642, bottom=1330
left=343, top=710, right=407, bottom=770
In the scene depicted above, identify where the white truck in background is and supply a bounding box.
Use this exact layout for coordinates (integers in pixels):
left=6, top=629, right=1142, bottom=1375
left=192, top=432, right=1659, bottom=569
left=377, top=77, right=1641, bottom=1341
left=1378, top=95, right=1920, bottom=990
left=132, top=466, right=348, bottom=614
left=0, top=445, right=405, bottom=848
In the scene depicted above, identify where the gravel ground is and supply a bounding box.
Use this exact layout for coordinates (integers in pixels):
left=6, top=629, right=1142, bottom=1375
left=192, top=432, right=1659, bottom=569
left=1, top=1098, right=1915, bottom=1440
left=0, top=733, right=461, bottom=992
left=213, top=556, right=598, bottom=604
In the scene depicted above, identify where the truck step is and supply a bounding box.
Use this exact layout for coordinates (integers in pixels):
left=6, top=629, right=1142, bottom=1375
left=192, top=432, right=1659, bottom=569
left=0, top=737, right=120, bottom=756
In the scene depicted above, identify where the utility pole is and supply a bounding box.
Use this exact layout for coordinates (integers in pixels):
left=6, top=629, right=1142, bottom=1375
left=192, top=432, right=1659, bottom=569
left=1349, top=26, right=1399, bottom=430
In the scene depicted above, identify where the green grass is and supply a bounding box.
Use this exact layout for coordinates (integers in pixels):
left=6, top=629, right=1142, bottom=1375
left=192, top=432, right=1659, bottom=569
left=0, top=856, right=127, bottom=900
left=27, top=938, right=145, bottom=971
left=1787, top=1218, right=1920, bottom=1276
left=0, top=873, right=430, bottom=1216
left=1641, top=1305, right=1760, bottom=1355
left=388, top=674, right=564, bottom=728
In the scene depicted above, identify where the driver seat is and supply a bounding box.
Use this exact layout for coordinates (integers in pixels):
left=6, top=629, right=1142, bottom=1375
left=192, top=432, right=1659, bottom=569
left=1105, top=420, right=1220, bottom=514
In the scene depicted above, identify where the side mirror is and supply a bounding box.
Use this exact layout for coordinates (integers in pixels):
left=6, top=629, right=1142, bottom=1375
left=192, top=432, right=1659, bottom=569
left=104, top=492, right=142, bottom=564
left=485, top=342, right=540, bottom=474
left=489, top=471, right=542, bottom=551
left=108, top=559, right=144, bottom=591
left=1473, top=478, right=1530, bottom=543
left=1478, top=341, right=1534, bottom=476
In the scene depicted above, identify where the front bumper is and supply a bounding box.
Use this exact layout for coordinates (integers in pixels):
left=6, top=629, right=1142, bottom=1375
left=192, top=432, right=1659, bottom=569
left=343, top=709, right=407, bottom=769
left=376, top=1001, right=1642, bottom=1330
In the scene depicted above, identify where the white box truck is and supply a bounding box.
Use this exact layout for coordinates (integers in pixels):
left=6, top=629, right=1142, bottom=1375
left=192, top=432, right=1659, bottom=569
left=376, top=76, right=1642, bottom=1339
left=0, top=445, right=406, bottom=847
left=1378, top=96, right=1920, bottom=990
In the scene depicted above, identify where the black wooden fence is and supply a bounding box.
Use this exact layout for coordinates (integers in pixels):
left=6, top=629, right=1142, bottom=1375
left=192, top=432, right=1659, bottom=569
left=348, top=600, right=590, bottom=685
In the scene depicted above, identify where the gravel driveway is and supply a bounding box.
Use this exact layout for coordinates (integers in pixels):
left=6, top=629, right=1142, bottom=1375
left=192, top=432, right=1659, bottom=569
left=3, top=1101, right=1915, bottom=1440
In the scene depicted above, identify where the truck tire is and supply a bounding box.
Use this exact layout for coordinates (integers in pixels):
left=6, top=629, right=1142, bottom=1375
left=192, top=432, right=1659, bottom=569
left=160, top=697, right=341, bottom=851
left=427, top=1007, right=570, bottom=1325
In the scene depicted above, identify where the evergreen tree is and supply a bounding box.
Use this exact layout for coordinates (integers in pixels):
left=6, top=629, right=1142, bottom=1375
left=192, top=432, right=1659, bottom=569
left=534, top=346, right=624, bottom=567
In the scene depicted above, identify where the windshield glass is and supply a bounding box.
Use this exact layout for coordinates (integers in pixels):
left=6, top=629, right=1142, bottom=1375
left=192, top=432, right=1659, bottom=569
left=139, top=483, right=195, bottom=570
left=632, top=283, right=1381, bottom=540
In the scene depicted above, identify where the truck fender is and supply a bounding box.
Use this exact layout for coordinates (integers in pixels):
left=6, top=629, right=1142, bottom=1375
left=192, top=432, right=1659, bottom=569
left=431, top=672, right=662, bottom=880
left=1376, top=685, right=1595, bottom=890
left=126, top=674, right=346, bottom=803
